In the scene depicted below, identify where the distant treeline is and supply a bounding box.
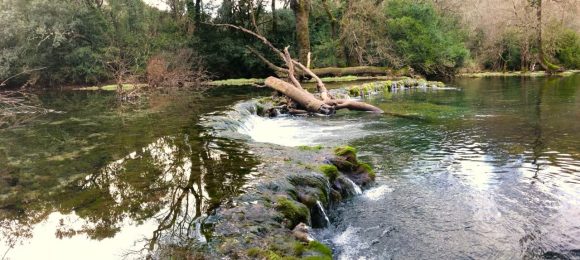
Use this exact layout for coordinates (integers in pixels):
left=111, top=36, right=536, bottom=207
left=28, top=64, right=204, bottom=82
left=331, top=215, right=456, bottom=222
left=0, top=0, right=579, bottom=87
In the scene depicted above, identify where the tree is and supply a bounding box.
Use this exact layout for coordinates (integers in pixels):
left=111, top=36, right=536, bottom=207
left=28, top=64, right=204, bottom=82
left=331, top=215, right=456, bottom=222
left=385, top=0, right=468, bottom=77
left=290, top=0, right=311, bottom=65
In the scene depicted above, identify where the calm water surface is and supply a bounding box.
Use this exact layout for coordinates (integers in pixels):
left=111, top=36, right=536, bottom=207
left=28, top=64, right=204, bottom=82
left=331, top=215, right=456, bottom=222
left=0, top=87, right=268, bottom=259
left=1, top=75, right=579, bottom=259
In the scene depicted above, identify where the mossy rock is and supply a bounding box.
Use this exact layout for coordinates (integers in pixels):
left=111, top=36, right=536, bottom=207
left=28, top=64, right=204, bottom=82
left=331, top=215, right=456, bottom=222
left=334, top=145, right=357, bottom=157
left=319, top=164, right=339, bottom=181
left=358, top=162, right=376, bottom=180
left=276, top=196, right=310, bottom=228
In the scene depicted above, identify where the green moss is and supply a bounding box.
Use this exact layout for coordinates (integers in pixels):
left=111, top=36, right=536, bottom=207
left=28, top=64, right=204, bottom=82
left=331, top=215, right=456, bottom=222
left=247, top=247, right=262, bottom=257
left=298, top=145, right=323, bottom=151
left=317, top=75, right=359, bottom=82
left=303, top=241, right=332, bottom=259
left=348, top=86, right=361, bottom=96
left=209, top=78, right=265, bottom=86
left=256, top=103, right=265, bottom=116
left=293, top=241, right=305, bottom=255
left=319, top=164, right=339, bottom=181
left=334, top=146, right=357, bottom=156
left=359, top=162, right=376, bottom=179
left=276, top=197, right=310, bottom=227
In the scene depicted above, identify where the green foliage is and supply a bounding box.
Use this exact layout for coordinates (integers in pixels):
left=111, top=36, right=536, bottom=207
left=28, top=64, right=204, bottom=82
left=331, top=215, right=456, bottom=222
left=0, top=0, right=190, bottom=87
left=319, top=164, right=339, bottom=181
left=555, top=30, right=580, bottom=69
left=384, top=0, right=468, bottom=77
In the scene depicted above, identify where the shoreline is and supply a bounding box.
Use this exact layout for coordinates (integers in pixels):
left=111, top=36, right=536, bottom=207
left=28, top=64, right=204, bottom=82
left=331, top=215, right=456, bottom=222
left=44, top=70, right=580, bottom=91
left=457, top=70, right=580, bottom=78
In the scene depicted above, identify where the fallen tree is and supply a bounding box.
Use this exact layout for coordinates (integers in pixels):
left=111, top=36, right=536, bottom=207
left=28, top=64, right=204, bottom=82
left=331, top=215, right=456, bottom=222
left=246, top=46, right=391, bottom=78
left=211, top=23, right=383, bottom=115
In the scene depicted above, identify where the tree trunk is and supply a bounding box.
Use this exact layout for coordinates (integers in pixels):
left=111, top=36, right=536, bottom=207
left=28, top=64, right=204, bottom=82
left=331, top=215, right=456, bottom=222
left=534, top=0, right=559, bottom=73
left=265, top=77, right=329, bottom=113
left=291, top=0, right=311, bottom=65
left=195, top=0, right=202, bottom=26
left=264, top=77, right=383, bottom=114
left=272, top=0, right=277, bottom=33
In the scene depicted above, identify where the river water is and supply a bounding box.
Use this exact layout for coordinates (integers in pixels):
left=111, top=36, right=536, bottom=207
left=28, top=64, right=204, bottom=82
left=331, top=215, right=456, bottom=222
left=0, top=75, right=579, bottom=259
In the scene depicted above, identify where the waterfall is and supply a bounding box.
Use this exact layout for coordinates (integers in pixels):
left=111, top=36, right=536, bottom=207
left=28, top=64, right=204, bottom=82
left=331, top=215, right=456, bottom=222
left=316, top=200, right=331, bottom=227
left=344, top=177, right=363, bottom=195
left=192, top=218, right=207, bottom=243
left=202, top=99, right=363, bottom=147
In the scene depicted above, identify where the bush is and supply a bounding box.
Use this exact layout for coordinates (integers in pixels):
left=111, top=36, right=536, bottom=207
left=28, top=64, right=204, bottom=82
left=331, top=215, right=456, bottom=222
left=555, top=30, right=580, bottom=69
left=385, top=0, right=468, bottom=77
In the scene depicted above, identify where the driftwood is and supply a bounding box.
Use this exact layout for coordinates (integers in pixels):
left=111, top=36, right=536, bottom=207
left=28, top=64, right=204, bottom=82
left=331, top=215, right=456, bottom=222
left=210, top=23, right=383, bottom=115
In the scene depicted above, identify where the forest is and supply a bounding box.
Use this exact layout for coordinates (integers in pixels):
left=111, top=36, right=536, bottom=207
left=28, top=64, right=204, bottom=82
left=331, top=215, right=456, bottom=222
left=2, top=1, right=580, bottom=259
left=1, top=0, right=579, bottom=88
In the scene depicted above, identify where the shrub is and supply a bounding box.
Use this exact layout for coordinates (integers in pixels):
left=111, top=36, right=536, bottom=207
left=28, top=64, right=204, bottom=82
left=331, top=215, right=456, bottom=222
left=385, top=0, right=468, bottom=77
left=555, top=30, right=580, bottom=69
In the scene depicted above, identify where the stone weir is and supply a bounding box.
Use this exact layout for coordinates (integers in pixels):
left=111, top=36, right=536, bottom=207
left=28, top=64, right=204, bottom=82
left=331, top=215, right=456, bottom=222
left=203, top=143, right=375, bottom=259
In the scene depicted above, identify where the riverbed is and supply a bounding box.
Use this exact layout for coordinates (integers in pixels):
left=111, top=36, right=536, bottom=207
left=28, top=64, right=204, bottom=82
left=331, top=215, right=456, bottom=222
left=1, top=75, right=579, bottom=259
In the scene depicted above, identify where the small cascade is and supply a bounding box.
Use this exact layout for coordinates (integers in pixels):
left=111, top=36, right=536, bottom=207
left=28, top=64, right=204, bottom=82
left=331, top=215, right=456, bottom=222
left=316, top=200, right=331, bottom=227
left=192, top=218, right=207, bottom=243
left=344, top=177, right=363, bottom=195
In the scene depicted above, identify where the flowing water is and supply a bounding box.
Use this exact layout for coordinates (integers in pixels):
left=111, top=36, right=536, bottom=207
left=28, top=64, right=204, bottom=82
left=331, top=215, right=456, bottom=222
left=1, top=75, right=579, bottom=259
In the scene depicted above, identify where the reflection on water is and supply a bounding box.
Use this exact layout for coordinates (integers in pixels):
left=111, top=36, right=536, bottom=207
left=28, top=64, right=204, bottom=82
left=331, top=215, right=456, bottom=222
left=0, top=88, right=262, bottom=259
left=327, top=75, right=580, bottom=259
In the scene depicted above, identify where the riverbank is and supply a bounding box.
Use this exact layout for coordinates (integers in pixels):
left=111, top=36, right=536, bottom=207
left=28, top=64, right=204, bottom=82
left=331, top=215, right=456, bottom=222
left=457, top=70, right=580, bottom=78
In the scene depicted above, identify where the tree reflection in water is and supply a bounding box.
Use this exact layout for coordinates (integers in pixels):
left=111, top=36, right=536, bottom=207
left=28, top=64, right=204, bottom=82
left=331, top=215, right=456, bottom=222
left=0, top=131, right=259, bottom=259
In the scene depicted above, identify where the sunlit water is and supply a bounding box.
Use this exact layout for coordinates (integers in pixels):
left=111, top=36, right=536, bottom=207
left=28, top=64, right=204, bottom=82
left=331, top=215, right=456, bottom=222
left=1, top=75, right=579, bottom=259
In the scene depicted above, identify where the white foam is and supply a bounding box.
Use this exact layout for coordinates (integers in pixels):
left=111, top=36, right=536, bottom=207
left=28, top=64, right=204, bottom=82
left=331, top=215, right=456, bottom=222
left=333, top=226, right=371, bottom=260
left=363, top=185, right=393, bottom=201
left=236, top=114, right=357, bottom=147
left=344, top=177, right=363, bottom=195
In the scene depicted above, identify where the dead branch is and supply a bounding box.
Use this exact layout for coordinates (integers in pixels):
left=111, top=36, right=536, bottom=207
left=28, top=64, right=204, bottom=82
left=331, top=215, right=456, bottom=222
left=0, top=67, right=47, bottom=88
left=207, top=23, right=383, bottom=115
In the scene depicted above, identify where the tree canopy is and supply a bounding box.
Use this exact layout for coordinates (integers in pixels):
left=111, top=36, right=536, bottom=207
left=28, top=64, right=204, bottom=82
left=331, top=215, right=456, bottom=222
left=0, top=0, right=578, bottom=87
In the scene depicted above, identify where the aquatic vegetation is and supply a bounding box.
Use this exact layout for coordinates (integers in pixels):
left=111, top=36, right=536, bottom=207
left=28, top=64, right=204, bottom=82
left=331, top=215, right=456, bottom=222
left=378, top=101, right=465, bottom=122
left=347, top=78, right=447, bottom=97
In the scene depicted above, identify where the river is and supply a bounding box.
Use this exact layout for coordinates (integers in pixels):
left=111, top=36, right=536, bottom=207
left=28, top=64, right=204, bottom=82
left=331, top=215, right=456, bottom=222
left=0, top=75, right=579, bottom=259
